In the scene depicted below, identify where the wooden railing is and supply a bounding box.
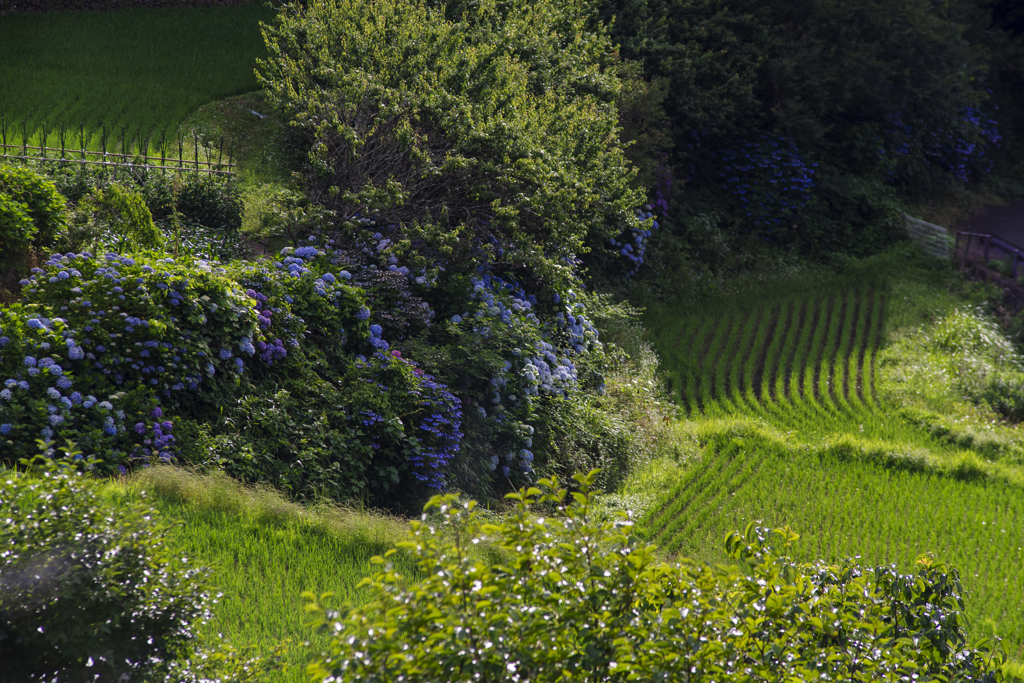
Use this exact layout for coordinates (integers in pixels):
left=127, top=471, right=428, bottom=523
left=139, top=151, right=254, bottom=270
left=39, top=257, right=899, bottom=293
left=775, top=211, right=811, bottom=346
left=0, top=117, right=235, bottom=176
left=955, top=231, right=1024, bottom=278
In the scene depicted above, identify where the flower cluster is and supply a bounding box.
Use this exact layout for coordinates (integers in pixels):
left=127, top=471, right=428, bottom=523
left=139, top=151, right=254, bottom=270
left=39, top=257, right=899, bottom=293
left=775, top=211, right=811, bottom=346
left=467, top=273, right=540, bottom=327
left=0, top=307, right=132, bottom=464
left=131, top=406, right=176, bottom=462
left=354, top=350, right=463, bottom=490
left=608, top=206, right=660, bottom=278
left=716, top=135, right=816, bottom=235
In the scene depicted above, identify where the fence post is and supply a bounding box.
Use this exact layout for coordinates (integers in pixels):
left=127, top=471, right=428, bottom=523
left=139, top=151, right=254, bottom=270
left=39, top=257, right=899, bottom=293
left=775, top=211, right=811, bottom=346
left=60, top=123, right=65, bottom=160
left=161, top=128, right=166, bottom=169
left=194, top=132, right=199, bottom=174
left=80, top=122, right=85, bottom=160
left=41, top=121, right=47, bottom=160
left=1, top=115, right=6, bottom=159
left=178, top=133, right=183, bottom=176
left=22, top=119, right=27, bottom=158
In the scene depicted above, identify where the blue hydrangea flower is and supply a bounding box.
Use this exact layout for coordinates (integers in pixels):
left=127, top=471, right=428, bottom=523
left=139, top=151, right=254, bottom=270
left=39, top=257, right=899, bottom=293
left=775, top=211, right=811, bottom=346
left=18, top=381, right=29, bottom=390
left=98, top=401, right=113, bottom=411
left=234, top=358, right=244, bottom=373
left=23, top=356, right=37, bottom=367
left=56, top=376, right=72, bottom=389
left=369, top=324, right=383, bottom=336
left=47, top=387, right=61, bottom=399
left=49, top=414, right=64, bottom=426
left=0, top=389, right=11, bottom=401
left=0, top=424, right=10, bottom=435
left=219, top=348, right=232, bottom=360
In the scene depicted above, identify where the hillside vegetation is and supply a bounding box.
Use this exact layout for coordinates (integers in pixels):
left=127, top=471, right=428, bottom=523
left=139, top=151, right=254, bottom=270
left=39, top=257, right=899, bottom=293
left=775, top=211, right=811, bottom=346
left=2, top=0, right=1024, bottom=679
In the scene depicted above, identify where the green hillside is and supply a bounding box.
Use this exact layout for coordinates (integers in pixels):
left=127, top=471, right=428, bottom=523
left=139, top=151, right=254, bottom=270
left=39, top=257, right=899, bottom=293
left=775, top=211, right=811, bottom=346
left=640, top=249, right=1024, bottom=659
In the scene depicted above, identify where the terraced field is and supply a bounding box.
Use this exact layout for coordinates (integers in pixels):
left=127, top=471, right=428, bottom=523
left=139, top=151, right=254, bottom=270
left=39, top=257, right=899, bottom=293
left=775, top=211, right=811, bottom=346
left=642, top=258, right=1024, bottom=657
left=664, top=284, right=885, bottom=416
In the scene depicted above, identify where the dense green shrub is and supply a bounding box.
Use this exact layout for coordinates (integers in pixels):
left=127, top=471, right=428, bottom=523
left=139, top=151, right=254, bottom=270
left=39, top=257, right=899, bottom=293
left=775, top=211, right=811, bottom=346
left=606, top=0, right=1001, bottom=259
left=0, top=247, right=467, bottom=507
left=304, top=472, right=1003, bottom=682
left=259, top=0, right=644, bottom=291
left=42, top=163, right=242, bottom=231
left=0, top=166, right=68, bottom=272
left=72, top=183, right=164, bottom=254
left=0, top=448, right=210, bottom=683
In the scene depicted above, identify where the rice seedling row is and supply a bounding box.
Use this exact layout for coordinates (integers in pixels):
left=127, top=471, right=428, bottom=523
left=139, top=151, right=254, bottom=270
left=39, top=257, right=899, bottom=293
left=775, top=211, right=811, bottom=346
left=0, top=5, right=274, bottom=157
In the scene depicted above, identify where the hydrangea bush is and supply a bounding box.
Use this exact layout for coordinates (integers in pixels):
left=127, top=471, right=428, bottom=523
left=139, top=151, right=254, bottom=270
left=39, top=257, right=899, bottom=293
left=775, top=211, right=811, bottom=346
left=0, top=247, right=465, bottom=506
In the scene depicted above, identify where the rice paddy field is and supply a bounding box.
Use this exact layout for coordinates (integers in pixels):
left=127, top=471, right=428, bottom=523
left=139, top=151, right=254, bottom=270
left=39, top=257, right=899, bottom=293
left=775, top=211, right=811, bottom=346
left=640, top=249, right=1024, bottom=659
left=0, top=4, right=276, bottom=158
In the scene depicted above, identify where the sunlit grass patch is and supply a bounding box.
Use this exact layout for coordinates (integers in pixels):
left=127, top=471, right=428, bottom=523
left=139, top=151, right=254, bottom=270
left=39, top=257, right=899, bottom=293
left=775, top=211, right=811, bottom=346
left=101, top=466, right=415, bottom=683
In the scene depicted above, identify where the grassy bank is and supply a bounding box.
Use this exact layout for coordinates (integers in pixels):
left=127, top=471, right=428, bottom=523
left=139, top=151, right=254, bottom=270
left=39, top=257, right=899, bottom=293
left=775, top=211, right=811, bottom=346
left=101, top=467, right=416, bottom=682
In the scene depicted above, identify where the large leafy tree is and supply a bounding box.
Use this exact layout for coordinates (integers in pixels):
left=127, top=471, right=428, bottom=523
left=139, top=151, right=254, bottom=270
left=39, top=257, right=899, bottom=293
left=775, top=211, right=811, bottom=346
left=258, top=0, right=644, bottom=292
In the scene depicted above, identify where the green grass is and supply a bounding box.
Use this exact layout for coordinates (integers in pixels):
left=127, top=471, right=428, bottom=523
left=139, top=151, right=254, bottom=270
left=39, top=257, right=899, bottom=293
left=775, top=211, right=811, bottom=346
left=0, top=5, right=276, bottom=157
left=101, top=466, right=417, bottom=683
left=639, top=247, right=1024, bottom=660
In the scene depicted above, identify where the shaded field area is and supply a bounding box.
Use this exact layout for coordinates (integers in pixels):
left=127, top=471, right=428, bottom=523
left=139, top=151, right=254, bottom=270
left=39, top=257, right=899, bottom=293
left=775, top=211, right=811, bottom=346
left=0, top=4, right=275, bottom=156
left=642, top=253, right=1024, bottom=658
